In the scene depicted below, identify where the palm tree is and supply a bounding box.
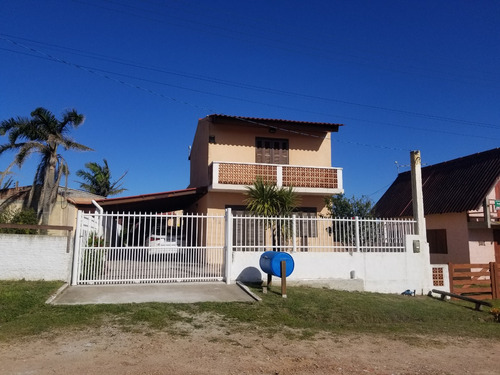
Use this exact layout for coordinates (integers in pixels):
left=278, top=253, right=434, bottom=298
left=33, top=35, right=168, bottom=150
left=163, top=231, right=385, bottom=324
left=0, top=107, right=92, bottom=224
left=76, top=159, right=127, bottom=197
left=245, top=178, right=299, bottom=249
left=0, top=160, right=16, bottom=189
left=245, top=179, right=298, bottom=216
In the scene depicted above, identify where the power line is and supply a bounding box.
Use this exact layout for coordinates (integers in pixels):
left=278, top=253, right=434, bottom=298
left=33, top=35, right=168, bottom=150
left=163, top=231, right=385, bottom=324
left=75, top=0, right=500, bottom=90
left=2, top=33, right=499, bottom=131
left=0, top=35, right=498, bottom=151
left=2, top=38, right=499, bottom=146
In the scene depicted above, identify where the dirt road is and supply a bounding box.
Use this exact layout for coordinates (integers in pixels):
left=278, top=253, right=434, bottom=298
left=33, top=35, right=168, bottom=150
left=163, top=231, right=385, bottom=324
left=1, top=324, right=498, bottom=375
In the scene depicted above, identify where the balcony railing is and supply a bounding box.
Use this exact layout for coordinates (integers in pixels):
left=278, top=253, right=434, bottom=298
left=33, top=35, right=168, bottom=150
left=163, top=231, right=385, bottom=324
left=210, top=161, right=343, bottom=194
left=467, top=199, right=500, bottom=228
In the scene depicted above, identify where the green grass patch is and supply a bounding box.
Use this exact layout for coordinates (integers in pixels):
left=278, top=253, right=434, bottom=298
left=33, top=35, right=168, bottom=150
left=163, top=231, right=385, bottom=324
left=1, top=280, right=499, bottom=342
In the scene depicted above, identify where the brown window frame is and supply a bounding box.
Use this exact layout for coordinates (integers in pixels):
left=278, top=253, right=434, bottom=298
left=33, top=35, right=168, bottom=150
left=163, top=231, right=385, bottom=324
left=427, top=229, right=448, bottom=254
left=256, top=137, right=289, bottom=164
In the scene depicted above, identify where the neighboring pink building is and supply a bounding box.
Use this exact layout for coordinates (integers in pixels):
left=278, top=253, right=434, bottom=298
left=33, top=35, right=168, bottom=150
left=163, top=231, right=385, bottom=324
left=373, top=148, right=500, bottom=265
left=188, top=114, right=344, bottom=216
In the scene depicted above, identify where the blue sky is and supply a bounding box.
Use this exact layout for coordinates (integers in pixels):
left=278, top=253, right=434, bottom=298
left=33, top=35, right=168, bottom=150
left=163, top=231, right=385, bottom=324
left=1, top=0, right=499, bottom=202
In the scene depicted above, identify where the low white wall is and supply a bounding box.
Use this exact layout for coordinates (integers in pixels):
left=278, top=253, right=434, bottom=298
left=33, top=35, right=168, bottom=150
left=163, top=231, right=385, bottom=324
left=0, top=234, right=72, bottom=281
left=431, top=264, right=450, bottom=292
left=231, top=235, right=433, bottom=295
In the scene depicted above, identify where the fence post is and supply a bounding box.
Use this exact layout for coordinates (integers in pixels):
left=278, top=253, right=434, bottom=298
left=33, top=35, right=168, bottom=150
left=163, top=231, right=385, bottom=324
left=355, top=216, right=360, bottom=253
left=292, top=214, right=297, bottom=253
left=224, top=208, right=233, bottom=285
left=71, top=210, right=83, bottom=285
left=490, top=262, right=499, bottom=299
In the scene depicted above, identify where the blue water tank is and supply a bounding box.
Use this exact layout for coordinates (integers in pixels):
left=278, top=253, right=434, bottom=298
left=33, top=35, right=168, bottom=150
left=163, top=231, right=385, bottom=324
left=259, top=251, right=295, bottom=277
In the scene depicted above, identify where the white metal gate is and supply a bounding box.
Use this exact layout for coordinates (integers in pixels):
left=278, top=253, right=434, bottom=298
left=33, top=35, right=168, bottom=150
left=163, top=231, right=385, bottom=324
left=72, top=211, right=226, bottom=285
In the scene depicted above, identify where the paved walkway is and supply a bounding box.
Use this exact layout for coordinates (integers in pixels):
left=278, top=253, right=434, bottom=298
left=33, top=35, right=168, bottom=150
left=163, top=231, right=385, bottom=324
left=48, top=282, right=258, bottom=305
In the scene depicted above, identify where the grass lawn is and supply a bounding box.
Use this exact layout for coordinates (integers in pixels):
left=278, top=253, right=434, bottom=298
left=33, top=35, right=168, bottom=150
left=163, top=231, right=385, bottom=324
left=1, top=280, right=499, bottom=342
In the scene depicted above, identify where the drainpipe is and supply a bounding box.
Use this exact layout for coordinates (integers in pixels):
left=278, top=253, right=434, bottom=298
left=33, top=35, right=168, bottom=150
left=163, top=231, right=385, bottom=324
left=92, top=200, right=103, bottom=214
left=92, top=200, right=104, bottom=235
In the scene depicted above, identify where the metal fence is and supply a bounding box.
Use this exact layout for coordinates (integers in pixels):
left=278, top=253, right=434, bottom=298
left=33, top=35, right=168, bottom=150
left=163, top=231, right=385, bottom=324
left=231, top=214, right=416, bottom=253
left=72, top=210, right=416, bottom=285
left=72, top=211, right=225, bottom=285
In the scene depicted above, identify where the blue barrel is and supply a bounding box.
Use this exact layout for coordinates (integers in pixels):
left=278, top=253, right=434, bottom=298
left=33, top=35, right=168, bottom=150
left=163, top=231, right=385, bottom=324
left=259, top=251, right=294, bottom=277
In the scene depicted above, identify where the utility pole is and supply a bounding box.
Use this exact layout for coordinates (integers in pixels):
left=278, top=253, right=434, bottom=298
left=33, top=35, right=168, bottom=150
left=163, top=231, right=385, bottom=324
left=410, top=150, right=432, bottom=294
left=411, top=150, right=426, bottom=239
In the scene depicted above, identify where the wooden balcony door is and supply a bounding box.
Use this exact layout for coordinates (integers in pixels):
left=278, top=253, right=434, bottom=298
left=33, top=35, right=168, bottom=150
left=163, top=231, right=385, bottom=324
left=256, top=137, right=288, bottom=164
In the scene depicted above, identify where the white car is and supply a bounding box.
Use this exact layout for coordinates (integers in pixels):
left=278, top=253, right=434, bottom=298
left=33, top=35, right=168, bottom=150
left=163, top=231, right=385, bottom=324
left=147, top=235, right=179, bottom=255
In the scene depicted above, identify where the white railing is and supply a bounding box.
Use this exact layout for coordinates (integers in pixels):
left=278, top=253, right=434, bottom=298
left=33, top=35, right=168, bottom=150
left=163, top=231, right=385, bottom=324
left=73, top=211, right=225, bottom=285
left=231, top=215, right=416, bottom=253
left=73, top=211, right=417, bottom=285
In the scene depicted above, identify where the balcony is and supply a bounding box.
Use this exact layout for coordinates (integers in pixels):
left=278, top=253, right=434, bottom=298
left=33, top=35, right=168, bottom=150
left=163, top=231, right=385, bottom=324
left=210, top=161, right=343, bottom=195
left=467, top=199, right=500, bottom=228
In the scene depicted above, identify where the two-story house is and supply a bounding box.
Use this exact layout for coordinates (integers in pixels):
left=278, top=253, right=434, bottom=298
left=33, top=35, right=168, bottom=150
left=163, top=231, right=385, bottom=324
left=373, top=148, right=500, bottom=265
left=187, top=114, right=344, bottom=217
left=83, top=114, right=344, bottom=254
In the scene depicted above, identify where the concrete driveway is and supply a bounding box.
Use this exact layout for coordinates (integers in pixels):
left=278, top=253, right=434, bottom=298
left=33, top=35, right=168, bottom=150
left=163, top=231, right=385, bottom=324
left=48, top=282, right=259, bottom=305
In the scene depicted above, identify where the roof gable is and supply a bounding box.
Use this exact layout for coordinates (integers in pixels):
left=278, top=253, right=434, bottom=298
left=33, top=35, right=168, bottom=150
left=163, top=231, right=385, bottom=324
left=373, top=148, right=500, bottom=217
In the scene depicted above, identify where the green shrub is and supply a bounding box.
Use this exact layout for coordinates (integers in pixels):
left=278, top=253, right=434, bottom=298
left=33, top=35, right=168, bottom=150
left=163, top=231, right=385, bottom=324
left=80, top=248, right=106, bottom=281
left=0, top=208, right=38, bottom=234
left=80, top=233, right=107, bottom=281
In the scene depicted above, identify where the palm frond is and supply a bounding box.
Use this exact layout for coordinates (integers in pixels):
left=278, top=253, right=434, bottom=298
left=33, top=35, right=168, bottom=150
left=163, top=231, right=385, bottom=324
left=1, top=107, right=91, bottom=224
left=60, top=137, right=94, bottom=152
left=76, top=158, right=127, bottom=197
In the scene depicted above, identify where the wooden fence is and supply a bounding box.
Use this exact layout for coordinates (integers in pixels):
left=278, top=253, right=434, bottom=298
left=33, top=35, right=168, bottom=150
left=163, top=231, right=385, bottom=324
left=448, top=262, right=499, bottom=300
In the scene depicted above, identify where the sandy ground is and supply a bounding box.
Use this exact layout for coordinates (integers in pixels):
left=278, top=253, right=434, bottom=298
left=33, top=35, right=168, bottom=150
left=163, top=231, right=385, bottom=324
left=1, top=320, right=499, bottom=375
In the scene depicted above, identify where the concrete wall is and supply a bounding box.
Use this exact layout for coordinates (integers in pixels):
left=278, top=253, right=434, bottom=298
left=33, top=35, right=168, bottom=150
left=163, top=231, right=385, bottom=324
left=206, top=122, right=332, bottom=167
left=0, top=234, right=72, bottom=281
left=468, top=228, right=495, bottom=264
left=189, top=116, right=335, bottom=190
left=231, top=234, right=432, bottom=294
left=189, top=117, right=210, bottom=188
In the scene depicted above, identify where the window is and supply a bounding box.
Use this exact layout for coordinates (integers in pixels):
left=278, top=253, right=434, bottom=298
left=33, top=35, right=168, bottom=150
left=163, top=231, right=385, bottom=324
left=427, top=229, right=448, bottom=254
left=256, top=137, right=289, bottom=164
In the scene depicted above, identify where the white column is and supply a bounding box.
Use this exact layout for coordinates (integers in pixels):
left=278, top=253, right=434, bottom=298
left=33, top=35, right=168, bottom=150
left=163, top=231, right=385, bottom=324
left=71, top=210, right=83, bottom=285
left=410, top=150, right=426, bottom=237
left=224, top=208, right=233, bottom=284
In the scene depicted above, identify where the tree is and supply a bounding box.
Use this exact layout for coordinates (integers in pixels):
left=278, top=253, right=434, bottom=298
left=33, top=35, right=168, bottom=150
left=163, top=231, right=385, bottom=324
left=245, top=179, right=300, bottom=249
left=325, top=194, right=374, bottom=249
left=0, top=107, right=92, bottom=224
left=1, top=159, right=14, bottom=189
left=0, top=207, right=38, bottom=234
left=325, top=193, right=373, bottom=218
left=76, top=159, right=127, bottom=197
left=245, top=178, right=299, bottom=217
